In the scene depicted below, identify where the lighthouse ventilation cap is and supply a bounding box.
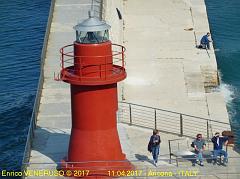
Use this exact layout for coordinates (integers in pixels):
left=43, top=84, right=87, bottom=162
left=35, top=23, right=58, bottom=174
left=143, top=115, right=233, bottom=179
left=74, top=10, right=111, bottom=32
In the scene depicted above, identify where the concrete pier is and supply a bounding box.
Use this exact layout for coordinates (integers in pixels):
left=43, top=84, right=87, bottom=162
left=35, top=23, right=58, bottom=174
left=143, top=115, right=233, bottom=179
left=121, top=0, right=228, bottom=121
left=25, top=0, right=237, bottom=178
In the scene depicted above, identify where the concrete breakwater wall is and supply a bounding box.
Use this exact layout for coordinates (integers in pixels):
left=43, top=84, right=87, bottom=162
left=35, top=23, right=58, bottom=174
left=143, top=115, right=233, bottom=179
left=103, top=0, right=229, bottom=123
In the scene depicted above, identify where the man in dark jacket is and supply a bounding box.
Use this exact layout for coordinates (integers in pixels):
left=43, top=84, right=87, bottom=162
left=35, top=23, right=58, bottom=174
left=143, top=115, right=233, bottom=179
left=148, top=129, right=161, bottom=166
left=211, top=132, right=228, bottom=166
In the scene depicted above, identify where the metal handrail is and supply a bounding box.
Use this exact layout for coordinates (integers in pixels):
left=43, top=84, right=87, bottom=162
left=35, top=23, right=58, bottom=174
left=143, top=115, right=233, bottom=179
left=59, top=43, right=126, bottom=82
left=120, top=101, right=230, bottom=124
left=118, top=101, right=232, bottom=139
left=60, top=44, right=125, bottom=69
left=60, top=44, right=125, bottom=58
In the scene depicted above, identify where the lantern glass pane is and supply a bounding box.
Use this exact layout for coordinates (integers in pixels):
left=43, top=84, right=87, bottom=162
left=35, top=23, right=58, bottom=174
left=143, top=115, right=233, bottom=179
left=76, top=30, right=109, bottom=44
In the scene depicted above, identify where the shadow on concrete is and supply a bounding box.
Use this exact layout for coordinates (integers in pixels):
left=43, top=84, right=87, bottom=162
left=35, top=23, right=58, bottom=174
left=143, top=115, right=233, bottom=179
left=135, top=154, right=149, bottom=161
left=135, top=154, right=154, bottom=165
left=31, top=127, right=70, bottom=167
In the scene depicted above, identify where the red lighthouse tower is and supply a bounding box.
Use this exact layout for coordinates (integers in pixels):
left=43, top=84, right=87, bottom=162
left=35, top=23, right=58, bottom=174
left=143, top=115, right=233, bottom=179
left=59, top=11, right=132, bottom=176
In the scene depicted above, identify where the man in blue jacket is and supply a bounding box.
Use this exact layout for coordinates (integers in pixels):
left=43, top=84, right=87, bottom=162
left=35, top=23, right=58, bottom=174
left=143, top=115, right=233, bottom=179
left=211, top=132, right=228, bottom=166
left=200, top=32, right=212, bottom=49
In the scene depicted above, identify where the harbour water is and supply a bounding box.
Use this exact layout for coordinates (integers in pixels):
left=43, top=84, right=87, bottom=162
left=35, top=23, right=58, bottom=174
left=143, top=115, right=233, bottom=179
left=0, top=0, right=50, bottom=171
left=205, top=0, right=240, bottom=147
left=0, top=0, right=239, bottom=173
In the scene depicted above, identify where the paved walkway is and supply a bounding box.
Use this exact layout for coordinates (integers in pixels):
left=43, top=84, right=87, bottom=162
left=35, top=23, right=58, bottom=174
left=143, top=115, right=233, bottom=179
left=118, top=124, right=240, bottom=179
left=122, top=0, right=229, bottom=122
left=27, top=123, right=240, bottom=179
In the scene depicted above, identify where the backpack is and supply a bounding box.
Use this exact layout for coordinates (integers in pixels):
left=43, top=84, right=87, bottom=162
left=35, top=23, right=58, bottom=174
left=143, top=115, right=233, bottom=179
left=148, top=141, right=152, bottom=153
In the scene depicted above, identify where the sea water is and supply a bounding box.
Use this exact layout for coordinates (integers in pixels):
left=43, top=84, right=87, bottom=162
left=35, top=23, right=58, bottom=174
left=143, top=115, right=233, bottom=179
left=0, top=0, right=50, bottom=172
left=205, top=0, right=240, bottom=148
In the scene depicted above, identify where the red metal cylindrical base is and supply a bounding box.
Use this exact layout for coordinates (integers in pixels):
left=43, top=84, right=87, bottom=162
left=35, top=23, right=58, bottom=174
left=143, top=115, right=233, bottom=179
left=61, top=159, right=134, bottom=178
left=69, top=83, right=123, bottom=161
left=60, top=83, right=133, bottom=177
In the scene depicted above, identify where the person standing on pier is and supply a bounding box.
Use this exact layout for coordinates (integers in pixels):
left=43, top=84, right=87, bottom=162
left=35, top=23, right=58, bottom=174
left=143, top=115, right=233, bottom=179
left=200, top=32, right=212, bottom=49
left=211, top=132, right=228, bottom=166
left=192, top=134, right=206, bottom=166
left=148, top=129, right=161, bottom=166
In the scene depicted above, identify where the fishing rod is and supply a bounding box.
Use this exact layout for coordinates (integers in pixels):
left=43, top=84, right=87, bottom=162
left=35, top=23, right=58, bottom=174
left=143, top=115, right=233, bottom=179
left=205, top=47, right=210, bottom=58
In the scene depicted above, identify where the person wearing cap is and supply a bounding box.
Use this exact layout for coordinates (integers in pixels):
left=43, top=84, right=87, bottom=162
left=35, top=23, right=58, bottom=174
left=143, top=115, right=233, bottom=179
left=192, top=134, right=206, bottom=166
left=211, top=132, right=228, bottom=166
left=200, top=32, right=212, bottom=49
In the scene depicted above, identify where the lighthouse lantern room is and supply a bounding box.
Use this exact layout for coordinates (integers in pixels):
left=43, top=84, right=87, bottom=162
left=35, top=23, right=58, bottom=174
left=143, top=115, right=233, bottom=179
left=74, top=11, right=110, bottom=44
